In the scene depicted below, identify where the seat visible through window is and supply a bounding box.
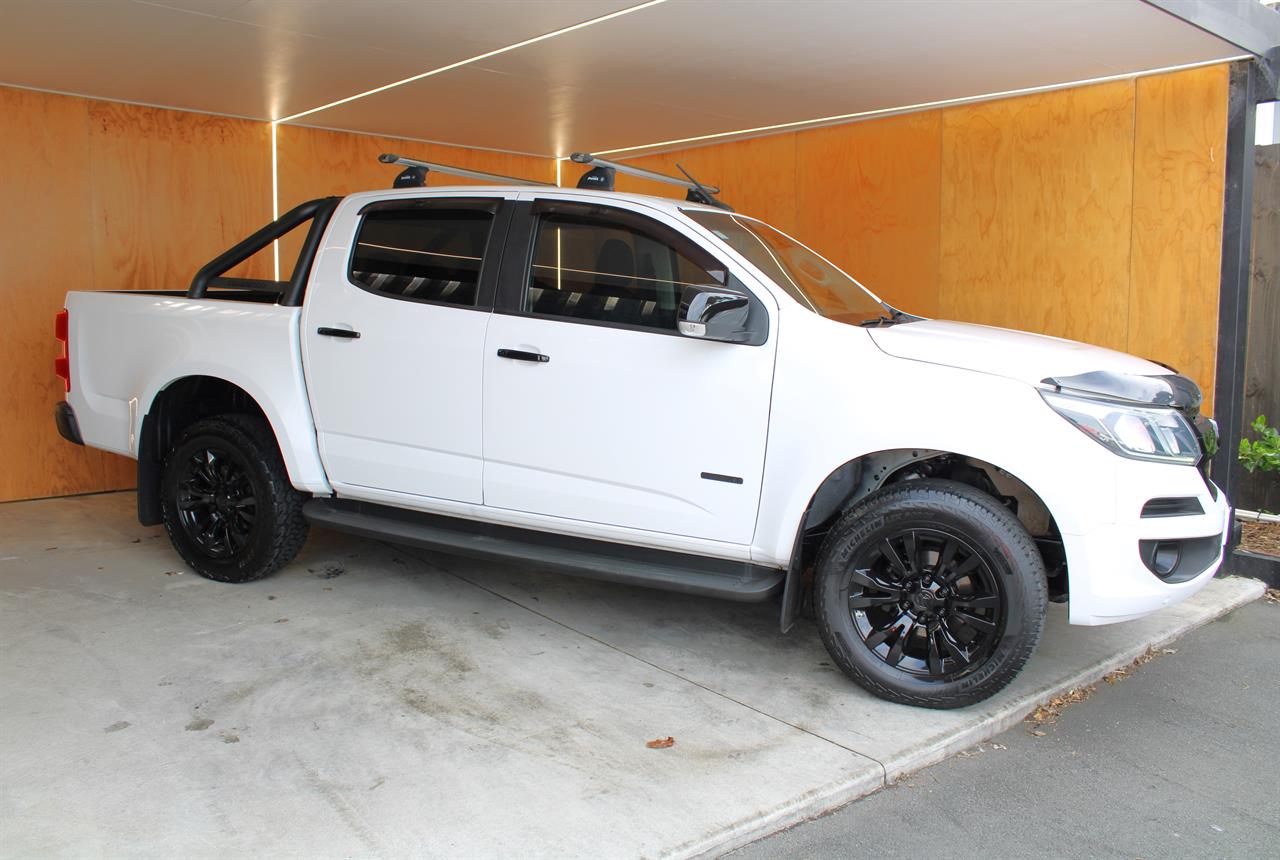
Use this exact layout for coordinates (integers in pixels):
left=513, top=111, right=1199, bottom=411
left=525, top=211, right=726, bottom=331
left=350, top=206, right=494, bottom=307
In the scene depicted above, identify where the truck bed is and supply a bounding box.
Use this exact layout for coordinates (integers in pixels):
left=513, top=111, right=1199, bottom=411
left=63, top=290, right=327, bottom=491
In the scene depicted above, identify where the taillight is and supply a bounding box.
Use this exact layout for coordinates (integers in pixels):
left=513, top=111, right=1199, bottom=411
left=55, top=309, right=70, bottom=392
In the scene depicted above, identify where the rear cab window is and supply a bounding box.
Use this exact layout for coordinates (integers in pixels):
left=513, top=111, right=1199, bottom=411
left=349, top=200, right=498, bottom=308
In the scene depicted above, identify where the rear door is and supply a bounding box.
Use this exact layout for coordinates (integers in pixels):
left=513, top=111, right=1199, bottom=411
left=481, top=197, right=777, bottom=545
left=302, top=196, right=509, bottom=503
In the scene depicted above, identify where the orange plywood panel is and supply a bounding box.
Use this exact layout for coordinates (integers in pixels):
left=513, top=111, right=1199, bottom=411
left=1129, top=65, right=1228, bottom=414
left=0, top=88, right=132, bottom=501
left=795, top=111, right=942, bottom=317
left=939, top=80, right=1136, bottom=352
left=276, top=125, right=554, bottom=204
left=562, top=133, right=799, bottom=234
left=88, top=101, right=274, bottom=293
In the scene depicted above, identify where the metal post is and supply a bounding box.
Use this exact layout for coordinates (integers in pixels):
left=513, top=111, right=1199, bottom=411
left=1211, top=60, right=1261, bottom=509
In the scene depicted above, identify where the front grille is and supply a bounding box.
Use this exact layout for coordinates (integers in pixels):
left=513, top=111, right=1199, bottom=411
left=1187, top=412, right=1219, bottom=500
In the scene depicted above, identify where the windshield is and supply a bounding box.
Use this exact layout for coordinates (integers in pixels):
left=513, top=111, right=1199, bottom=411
left=684, top=210, right=893, bottom=324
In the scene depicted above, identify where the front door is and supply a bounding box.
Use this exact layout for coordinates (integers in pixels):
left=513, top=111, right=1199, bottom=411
left=302, top=197, right=506, bottom=503
left=482, top=199, right=777, bottom=545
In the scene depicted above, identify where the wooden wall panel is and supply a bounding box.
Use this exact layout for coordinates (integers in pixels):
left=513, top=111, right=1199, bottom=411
left=0, top=92, right=276, bottom=502
left=88, top=101, right=274, bottom=292
left=277, top=125, right=554, bottom=206
left=939, top=80, right=1137, bottom=351
left=1, top=65, right=1233, bottom=502
left=0, top=89, right=132, bottom=501
left=1128, top=65, right=1228, bottom=412
left=795, top=111, right=942, bottom=316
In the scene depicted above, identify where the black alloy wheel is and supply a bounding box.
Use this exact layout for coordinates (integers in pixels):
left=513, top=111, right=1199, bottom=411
left=175, top=445, right=258, bottom=559
left=846, top=527, right=1003, bottom=681
left=814, top=479, right=1047, bottom=709
left=160, top=414, right=309, bottom=583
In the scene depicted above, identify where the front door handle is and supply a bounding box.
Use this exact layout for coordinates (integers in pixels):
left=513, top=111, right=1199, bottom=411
left=497, top=348, right=549, bottom=363
left=317, top=326, right=360, bottom=339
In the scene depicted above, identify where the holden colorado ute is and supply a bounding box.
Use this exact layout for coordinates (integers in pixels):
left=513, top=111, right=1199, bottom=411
left=52, top=153, right=1233, bottom=708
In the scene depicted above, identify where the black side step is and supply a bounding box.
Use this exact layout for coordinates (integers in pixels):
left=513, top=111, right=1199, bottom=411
left=303, top=498, right=784, bottom=603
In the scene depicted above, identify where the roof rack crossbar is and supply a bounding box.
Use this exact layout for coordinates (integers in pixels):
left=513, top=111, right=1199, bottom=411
left=569, top=153, right=720, bottom=194
left=378, top=153, right=554, bottom=187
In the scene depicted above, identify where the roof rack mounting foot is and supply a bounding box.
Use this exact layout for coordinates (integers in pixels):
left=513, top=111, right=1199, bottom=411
left=569, top=152, right=733, bottom=210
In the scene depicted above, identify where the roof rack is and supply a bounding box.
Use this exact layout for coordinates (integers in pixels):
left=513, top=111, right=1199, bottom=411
left=378, top=153, right=554, bottom=189
left=569, top=152, right=733, bottom=211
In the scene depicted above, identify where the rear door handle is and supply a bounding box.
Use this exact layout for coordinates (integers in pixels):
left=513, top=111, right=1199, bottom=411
left=497, top=348, right=549, bottom=363
left=317, top=326, right=360, bottom=339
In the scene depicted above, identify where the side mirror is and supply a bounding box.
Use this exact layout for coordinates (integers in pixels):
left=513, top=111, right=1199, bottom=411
left=678, top=284, right=754, bottom=343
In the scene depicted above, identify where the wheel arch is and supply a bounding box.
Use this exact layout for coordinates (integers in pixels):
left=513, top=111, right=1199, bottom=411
left=779, top=448, right=1068, bottom=632
left=136, top=374, right=323, bottom=525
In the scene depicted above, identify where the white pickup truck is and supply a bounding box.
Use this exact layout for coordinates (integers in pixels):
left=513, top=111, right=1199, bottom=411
left=54, top=153, right=1232, bottom=708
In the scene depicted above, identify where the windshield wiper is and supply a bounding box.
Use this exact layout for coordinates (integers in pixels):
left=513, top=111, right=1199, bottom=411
left=859, top=303, right=917, bottom=327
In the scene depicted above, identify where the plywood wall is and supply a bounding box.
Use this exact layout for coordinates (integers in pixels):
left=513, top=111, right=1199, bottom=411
left=0, top=89, right=555, bottom=502
left=573, top=65, right=1229, bottom=408
left=1128, top=65, right=1228, bottom=411
left=1, top=89, right=275, bottom=503
left=1, top=64, right=1230, bottom=502
left=0, top=88, right=134, bottom=502
left=797, top=111, right=942, bottom=317
left=939, top=80, right=1137, bottom=351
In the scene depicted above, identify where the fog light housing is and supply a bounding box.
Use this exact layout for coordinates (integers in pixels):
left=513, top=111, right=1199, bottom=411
left=1150, top=542, right=1180, bottom=576
left=1138, top=535, right=1223, bottom=583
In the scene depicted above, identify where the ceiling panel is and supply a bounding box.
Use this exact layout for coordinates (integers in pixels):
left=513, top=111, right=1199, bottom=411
left=0, top=0, right=635, bottom=120
left=298, top=0, right=1242, bottom=155
left=0, top=0, right=1245, bottom=157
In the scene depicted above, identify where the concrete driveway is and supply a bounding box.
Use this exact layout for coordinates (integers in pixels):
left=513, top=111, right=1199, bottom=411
left=0, top=492, right=1263, bottom=858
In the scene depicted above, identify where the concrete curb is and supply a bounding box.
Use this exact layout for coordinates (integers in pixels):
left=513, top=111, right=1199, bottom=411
left=673, top=576, right=1266, bottom=860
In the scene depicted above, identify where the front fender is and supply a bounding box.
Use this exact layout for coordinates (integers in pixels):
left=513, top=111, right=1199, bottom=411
left=752, top=317, right=1119, bottom=567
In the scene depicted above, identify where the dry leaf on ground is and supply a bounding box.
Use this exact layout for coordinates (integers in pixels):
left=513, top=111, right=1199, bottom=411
left=1026, top=684, right=1097, bottom=729
left=1028, top=646, right=1179, bottom=732
left=646, top=736, right=675, bottom=749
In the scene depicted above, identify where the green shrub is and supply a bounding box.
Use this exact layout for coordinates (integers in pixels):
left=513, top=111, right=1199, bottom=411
left=1239, top=415, right=1280, bottom=474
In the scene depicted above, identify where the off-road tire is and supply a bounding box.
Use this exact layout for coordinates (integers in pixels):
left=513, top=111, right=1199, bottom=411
left=160, top=414, right=308, bottom=583
left=814, top=478, right=1047, bottom=709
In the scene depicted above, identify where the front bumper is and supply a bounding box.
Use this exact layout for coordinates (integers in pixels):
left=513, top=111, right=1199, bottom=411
left=1065, top=469, right=1230, bottom=626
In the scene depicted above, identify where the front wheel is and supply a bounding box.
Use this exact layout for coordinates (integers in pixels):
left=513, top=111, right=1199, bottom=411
left=814, top=479, right=1047, bottom=709
left=160, top=414, right=308, bottom=583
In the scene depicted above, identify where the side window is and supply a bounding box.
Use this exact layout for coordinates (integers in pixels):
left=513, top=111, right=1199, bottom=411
left=350, top=206, right=494, bottom=307
left=525, top=210, right=728, bottom=332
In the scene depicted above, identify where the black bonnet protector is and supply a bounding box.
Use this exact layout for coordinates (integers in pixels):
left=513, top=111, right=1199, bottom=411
left=1040, top=371, right=1203, bottom=412
left=1044, top=371, right=1218, bottom=497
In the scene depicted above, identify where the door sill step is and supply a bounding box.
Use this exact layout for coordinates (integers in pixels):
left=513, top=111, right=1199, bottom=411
left=303, top=498, right=784, bottom=602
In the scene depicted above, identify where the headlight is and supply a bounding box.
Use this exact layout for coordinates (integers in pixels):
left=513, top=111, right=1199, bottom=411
left=1041, top=391, right=1200, bottom=464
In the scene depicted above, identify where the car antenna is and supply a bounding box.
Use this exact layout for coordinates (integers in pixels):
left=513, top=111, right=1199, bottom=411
left=378, top=153, right=555, bottom=188
left=570, top=153, right=733, bottom=210
left=674, top=163, right=734, bottom=211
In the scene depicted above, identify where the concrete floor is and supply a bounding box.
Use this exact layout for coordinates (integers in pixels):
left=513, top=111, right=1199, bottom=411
left=0, top=492, right=1264, bottom=859
left=731, top=599, right=1280, bottom=859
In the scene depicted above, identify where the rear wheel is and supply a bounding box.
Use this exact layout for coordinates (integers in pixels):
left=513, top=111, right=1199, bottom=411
left=160, top=415, right=308, bottom=583
left=814, top=479, right=1046, bottom=708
